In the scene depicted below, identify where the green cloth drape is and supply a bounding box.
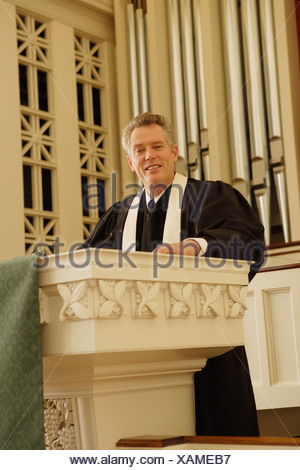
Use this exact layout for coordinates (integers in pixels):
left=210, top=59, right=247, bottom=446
left=0, top=253, right=44, bottom=449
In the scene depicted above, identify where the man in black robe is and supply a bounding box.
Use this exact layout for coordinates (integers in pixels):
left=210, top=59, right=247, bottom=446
left=83, top=112, right=265, bottom=436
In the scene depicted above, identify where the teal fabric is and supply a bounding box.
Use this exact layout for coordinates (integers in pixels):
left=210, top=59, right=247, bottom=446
left=0, top=253, right=44, bottom=449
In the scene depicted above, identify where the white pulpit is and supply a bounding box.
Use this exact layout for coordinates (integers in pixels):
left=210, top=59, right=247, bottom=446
left=39, top=249, right=250, bottom=449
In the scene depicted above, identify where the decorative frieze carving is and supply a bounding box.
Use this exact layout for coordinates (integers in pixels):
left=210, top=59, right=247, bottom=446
left=58, top=279, right=126, bottom=320
left=197, top=284, right=222, bottom=318
left=58, top=281, right=88, bottom=320
left=226, top=285, right=248, bottom=318
left=133, top=281, right=160, bottom=318
left=98, top=280, right=126, bottom=318
left=167, top=283, right=193, bottom=318
left=39, top=288, right=49, bottom=324
left=44, top=398, right=77, bottom=450
left=56, top=279, right=248, bottom=321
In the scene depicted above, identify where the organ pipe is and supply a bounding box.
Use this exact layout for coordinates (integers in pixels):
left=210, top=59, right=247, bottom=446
left=259, top=0, right=290, bottom=242
left=241, top=0, right=271, bottom=244
left=220, top=0, right=251, bottom=202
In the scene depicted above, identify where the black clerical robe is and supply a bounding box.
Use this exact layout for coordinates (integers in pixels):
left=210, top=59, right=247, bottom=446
left=83, top=178, right=265, bottom=436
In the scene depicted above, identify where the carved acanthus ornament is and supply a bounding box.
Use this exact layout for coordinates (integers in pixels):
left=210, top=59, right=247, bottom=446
left=58, top=281, right=88, bottom=320
left=226, top=285, right=248, bottom=318
left=39, top=288, right=49, bottom=324
left=58, top=280, right=127, bottom=320
left=98, top=280, right=126, bottom=318
left=168, top=283, right=193, bottom=318
left=56, top=278, right=248, bottom=322
left=134, top=281, right=160, bottom=318
left=197, top=284, right=222, bottom=318
left=44, top=398, right=77, bottom=450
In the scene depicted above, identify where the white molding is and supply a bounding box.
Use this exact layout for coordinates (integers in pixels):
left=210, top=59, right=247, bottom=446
left=245, top=267, right=300, bottom=410
left=262, top=289, right=279, bottom=385
left=6, top=0, right=115, bottom=41
left=39, top=287, right=49, bottom=324
left=70, top=0, right=113, bottom=16
left=54, top=279, right=251, bottom=323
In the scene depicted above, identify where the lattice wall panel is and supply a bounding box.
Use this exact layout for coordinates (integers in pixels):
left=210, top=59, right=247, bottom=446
left=75, top=34, right=110, bottom=238
left=17, top=10, right=58, bottom=254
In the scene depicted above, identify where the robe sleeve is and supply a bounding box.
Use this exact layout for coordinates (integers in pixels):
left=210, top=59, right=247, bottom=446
left=81, top=202, right=121, bottom=249
left=186, top=180, right=265, bottom=279
left=82, top=195, right=136, bottom=249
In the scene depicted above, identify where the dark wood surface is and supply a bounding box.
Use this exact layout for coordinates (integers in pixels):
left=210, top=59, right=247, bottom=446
left=116, top=435, right=300, bottom=448
left=260, top=262, right=300, bottom=272
left=116, top=435, right=187, bottom=448
left=186, top=435, right=300, bottom=447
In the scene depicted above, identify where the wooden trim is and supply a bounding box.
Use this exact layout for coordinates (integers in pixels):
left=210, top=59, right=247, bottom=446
left=267, top=249, right=300, bottom=257
left=267, top=240, right=300, bottom=250
left=260, top=263, right=300, bottom=273
left=186, top=435, right=300, bottom=447
left=116, top=435, right=187, bottom=448
left=116, top=435, right=300, bottom=448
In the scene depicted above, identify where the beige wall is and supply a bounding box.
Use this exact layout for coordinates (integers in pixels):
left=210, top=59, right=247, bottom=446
left=0, top=0, right=118, bottom=258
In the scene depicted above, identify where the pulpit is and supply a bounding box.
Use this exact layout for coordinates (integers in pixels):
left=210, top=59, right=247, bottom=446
left=39, top=249, right=250, bottom=449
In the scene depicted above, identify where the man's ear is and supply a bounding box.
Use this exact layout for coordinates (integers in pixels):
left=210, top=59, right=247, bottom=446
left=127, top=155, right=135, bottom=172
left=172, top=145, right=179, bottom=162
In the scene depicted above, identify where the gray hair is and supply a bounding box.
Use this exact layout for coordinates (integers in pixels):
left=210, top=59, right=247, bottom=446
left=122, top=112, right=176, bottom=155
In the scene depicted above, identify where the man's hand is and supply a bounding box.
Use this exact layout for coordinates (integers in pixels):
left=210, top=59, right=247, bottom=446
left=153, top=239, right=201, bottom=256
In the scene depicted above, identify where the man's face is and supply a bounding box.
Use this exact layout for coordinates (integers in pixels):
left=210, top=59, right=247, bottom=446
left=127, top=124, right=178, bottom=196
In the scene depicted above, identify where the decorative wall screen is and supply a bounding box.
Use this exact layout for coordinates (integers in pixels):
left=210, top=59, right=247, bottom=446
left=75, top=34, right=110, bottom=239
left=17, top=11, right=58, bottom=254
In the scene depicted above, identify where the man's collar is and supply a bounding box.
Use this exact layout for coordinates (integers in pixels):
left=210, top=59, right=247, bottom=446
left=144, top=174, right=175, bottom=204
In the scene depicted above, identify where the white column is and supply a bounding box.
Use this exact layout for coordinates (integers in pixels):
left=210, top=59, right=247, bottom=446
left=146, top=0, right=173, bottom=119
left=103, top=40, right=122, bottom=206
left=50, top=21, right=83, bottom=249
left=197, top=0, right=232, bottom=182
left=113, top=0, right=137, bottom=195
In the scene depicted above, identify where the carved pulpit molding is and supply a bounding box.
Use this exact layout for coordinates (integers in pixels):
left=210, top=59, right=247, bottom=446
left=38, top=249, right=251, bottom=324
left=39, top=249, right=251, bottom=450
left=40, top=281, right=249, bottom=323
left=39, top=279, right=247, bottom=324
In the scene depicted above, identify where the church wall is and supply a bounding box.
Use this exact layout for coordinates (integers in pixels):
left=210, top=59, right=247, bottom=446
left=0, top=0, right=119, bottom=257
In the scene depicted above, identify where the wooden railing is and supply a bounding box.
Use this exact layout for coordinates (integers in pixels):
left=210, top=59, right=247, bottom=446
left=116, top=435, right=300, bottom=449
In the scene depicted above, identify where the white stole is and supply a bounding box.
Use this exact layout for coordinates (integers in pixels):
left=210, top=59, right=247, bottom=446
left=122, top=172, right=188, bottom=251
